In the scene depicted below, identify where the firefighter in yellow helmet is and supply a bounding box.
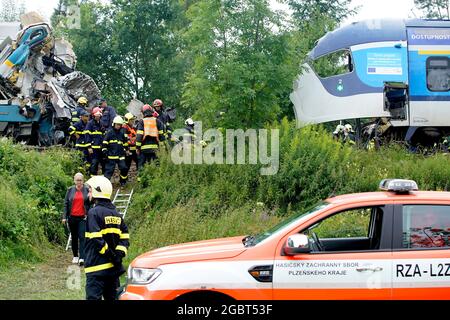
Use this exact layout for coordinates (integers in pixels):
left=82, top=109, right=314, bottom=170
left=68, top=109, right=91, bottom=170
left=71, top=96, right=89, bottom=125
left=102, top=116, right=129, bottom=186
left=84, top=175, right=129, bottom=300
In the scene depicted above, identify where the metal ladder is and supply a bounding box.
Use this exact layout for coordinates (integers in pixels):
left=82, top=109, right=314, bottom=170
left=112, top=188, right=134, bottom=218
left=65, top=188, right=134, bottom=251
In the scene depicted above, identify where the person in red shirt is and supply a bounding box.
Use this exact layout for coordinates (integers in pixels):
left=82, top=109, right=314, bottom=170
left=62, top=173, right=91, bottom=265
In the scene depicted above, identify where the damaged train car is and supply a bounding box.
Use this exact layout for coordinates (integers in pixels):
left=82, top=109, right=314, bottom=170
left=0, top=12, right=101, bottom=145
left=290, top=19, right=450, bottom=146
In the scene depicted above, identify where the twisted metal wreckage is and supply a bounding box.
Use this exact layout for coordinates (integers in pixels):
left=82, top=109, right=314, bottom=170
left=0, top=12, right=101, bottom=146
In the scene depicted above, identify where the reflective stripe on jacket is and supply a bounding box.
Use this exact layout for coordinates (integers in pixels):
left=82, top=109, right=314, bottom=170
left=84, top=199, right=129, bottom=276
left=102, top=128, right=128, bottom=160
left=123, top=124, right=137, bottom=151
left=85, top=119, right=104, bottom=149
left=70, top=120, right=90, bottom=148
left=71, top=106, right=86, bottom=124
left=136, top=116, right=165, bottom=151
left=143, top=118, right=159, bottom=139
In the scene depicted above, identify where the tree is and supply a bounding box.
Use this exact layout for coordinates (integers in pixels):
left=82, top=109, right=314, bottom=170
left=182, top=0, right=298, bottom=128
left=51, top=0, right=80, bottom=31
left=107, top=0, right=186, bottom=107
left=51, top=0, right=187, bottom=112
left=414, top=0, right=450, bottom=19
left=273, top=0, right=357, bottom=120
left=52, top=2, right=121, bottom=104
left=283, top=0, right=358, bottom=48
left=282, top=0, right=358, bottom=27
left=0, top=0, right=25, bottom=22
left=50, top=0, right=358, bottom=127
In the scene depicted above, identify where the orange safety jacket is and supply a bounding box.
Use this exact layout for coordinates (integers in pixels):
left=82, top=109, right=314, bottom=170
left=136, top=116, right=165, bottom=151
left=143, top=117, right=159, bottom=142
left=123, top=123, right=137, bottom=151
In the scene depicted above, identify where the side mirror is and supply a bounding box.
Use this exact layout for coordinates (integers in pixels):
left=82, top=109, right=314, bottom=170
left=284, top=234, right=311, bottom=256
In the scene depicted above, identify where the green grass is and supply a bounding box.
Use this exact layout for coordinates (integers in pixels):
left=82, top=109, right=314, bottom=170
left=0, top=248, right=85, bottom=300
left=0, top=139, right=81, bottom=268
left=125, top=203, right=281, bottom=263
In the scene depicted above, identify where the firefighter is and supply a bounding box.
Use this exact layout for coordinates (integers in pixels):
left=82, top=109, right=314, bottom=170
left=123, top=113, right=138, bottom=173
left=84, top=175, right=129, bottom=300
left=69, top=110, right=91, bottom=170
left=71, top=96, right=89, bottom=125
left=86, top=107, right=105, bottom=176
left=102, top=116, right=129, bottom=186
left=343, top=124, right=356, bottom=145
left=180, top=118, right=207, bottom=147
left=152, top=99, right=172, bottom=140
left=99, top=98, right=117, bottom=131
left=136, top=104, right=165, bottom=168
left=182, top=118, right=196, bottom=143
left=332, top=124, right=345, bottom=142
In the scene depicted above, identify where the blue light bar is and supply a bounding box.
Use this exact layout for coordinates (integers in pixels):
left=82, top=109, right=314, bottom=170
left=379, top=179, right=419, bottom=193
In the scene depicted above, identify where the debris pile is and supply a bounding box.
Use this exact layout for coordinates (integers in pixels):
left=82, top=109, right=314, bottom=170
left=0, top=12, right=101, bottom=145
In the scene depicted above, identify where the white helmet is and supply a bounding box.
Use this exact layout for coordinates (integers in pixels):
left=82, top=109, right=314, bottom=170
left=85, top=176, right=113, bottom=200
left=333, top=124, right=345, bottom=135
left=112, top=115, right=124, bottom=125
left=185, top=118, right=194, bottom=126
left=344, top=124, right=354, bottom=132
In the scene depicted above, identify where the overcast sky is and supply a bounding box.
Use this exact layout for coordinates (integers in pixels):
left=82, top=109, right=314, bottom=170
left=19, top=0, right=419, bottom=24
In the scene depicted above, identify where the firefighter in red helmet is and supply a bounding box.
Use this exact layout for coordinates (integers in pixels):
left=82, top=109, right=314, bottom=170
left=136, top=104, right=165, bottom=168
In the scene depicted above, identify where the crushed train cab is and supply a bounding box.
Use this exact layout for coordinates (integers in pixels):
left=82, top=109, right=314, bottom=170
left=290, top=19, right=450, bottom=144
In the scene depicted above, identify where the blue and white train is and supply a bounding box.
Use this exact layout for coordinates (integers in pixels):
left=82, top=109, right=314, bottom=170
left=290, top=19, right=450, bottom=144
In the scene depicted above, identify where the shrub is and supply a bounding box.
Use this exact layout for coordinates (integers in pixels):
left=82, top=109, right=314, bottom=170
left=0, top=139, right=80, bottom=266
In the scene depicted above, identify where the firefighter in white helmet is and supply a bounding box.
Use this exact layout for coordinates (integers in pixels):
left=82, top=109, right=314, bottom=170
left=84, top=175, right=129, bottom=300
left=182, top=118, right=196, bottom=143
left=102, top=116, right=129, bottom=186
left=332, top=124, right=345, bottom=142
left=343, top=123, right=356, bottom=145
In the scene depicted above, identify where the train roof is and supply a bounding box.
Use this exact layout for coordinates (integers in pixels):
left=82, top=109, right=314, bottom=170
left=309, top=18, right=450, bottom=59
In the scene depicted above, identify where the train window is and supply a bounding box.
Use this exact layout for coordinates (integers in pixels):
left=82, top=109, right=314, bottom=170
left=311, top=50, right=353, bottom=78
left=426, top=57, right=450, bottom=92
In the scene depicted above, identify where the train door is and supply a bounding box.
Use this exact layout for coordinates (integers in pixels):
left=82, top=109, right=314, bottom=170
left=350, top=41, right=409, bottom=126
